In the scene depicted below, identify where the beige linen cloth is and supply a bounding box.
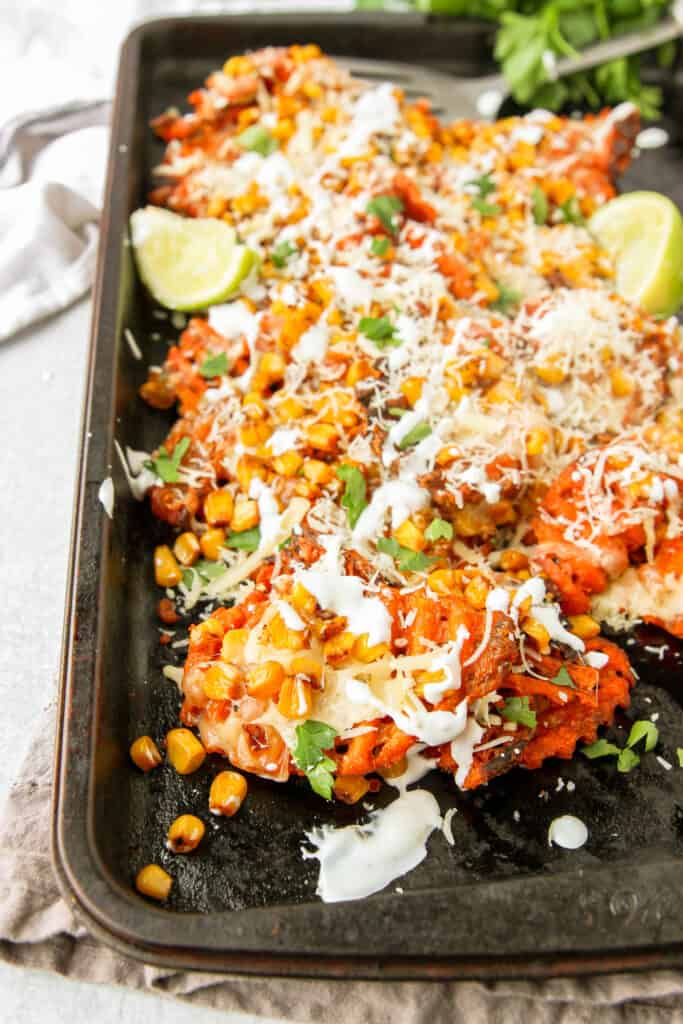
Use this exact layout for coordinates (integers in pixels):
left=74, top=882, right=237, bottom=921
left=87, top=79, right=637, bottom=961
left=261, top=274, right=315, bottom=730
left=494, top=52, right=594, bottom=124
left=0, top=704, right=681, bottom=1023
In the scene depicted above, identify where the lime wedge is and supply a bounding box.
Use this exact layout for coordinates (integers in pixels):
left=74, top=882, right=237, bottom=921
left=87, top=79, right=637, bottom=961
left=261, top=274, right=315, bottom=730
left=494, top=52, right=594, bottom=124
left=589, top=191, right=683, bottom=317
left=130, top=206, right=257, bottom=311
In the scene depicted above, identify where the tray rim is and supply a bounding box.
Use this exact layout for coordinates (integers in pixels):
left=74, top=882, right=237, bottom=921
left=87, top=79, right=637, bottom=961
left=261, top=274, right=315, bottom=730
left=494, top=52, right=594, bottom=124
left=52, top=10, right=683, bottom=979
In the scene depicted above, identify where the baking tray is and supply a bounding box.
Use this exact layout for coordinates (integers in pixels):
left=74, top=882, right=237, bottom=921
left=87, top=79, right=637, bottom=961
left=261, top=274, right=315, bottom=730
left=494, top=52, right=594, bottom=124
left=53, top=11, right=683, bottom=978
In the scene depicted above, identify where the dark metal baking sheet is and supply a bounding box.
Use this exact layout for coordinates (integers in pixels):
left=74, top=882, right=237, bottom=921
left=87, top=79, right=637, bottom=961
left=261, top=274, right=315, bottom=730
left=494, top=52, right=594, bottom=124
left=53, top=11, right=683, bottom=977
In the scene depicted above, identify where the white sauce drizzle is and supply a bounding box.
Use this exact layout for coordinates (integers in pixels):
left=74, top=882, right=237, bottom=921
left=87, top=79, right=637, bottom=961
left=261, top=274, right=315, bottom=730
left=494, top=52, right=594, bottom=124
left=98, top=477, right=115, bottom=519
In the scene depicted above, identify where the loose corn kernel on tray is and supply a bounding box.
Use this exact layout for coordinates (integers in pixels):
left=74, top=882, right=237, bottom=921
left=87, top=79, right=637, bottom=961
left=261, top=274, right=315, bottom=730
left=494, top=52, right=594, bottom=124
left=54, top=13, right=683, bottom=977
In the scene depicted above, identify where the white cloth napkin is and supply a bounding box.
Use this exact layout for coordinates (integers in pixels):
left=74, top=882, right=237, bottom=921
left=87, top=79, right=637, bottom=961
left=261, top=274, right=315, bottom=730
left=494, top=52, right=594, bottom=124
left=0, top=101, right=110, bottom=342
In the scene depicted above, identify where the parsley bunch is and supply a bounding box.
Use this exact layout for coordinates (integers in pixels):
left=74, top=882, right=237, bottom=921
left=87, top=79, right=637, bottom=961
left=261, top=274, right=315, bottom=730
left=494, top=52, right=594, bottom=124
left=356, top=0, right=672, bottom=118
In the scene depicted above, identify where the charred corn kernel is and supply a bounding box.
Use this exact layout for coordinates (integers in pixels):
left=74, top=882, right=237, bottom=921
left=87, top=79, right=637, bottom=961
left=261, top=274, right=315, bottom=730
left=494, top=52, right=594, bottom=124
left=393, top=518, right=425, bottom=552
left=276, top=396, right=306, bottom=421
left=499, top=549, right=529, bottom=572
left=243, top=391, right=267, bottom=419
left=464, top=575, right=490, bottom=609
left=272, top=451, right=303, bottom=477
left=135, top=864, right=172, bottom=901
left=204, top=489, right=235, bottom=527
left=235, top=455, right=266, bottom=494
left=239, top=421, right=272, bottom=447
left=523, top=617, right=551, bottom=653
left=610, top=367, right=634, bottom=397
left=310, top=278, right=333, bottom=305
left=278, top=676, right=314, bottom=719
left=302, top=459, right=333, bottom=485
left=230, top=497, right=260, bottom=533
left=166, top=814, right=205, bottom=854
left=346, top=358, right=374, bottom=386
left=247, top=660, right=285, bottom=700
left=283, top=655, right=319, bottom=687
left=154, top=545, right=182, bottom=587
left=490, top=500, right=516, bottom=526
left=568, top=614, right=601, bottom=640
left=526, top=429, right=550, bottom=457
left=221, top=628, right=249, bottom=663
left=158, top=597, right=180, bottom=625
left=305, top=423, right=339, bottom=452
left=223, top=54, right=254, bottom=76
left=323, top=630, right=356, bottom=662
left=260, top=351, right=287, bottom=382
left=291, top=582, right=317, bottom=616
left=209, top=770, right=248, bottom=817
left=400, top=376, right=425, bottom=406
left=203, top=663, right=242, bottom=701
left=427, top=569, right=459, bottom=595
left=453, top=506, right=485, bottom=538
left=130, top=735, right=162, bottom=772
left=294, top=479, right=320, bottom=500
left=334, top=776, right=370, bottom=804
left=381, top=756, right=407, bottom=780
left=534, top=363, right=566, bottom=386
left=166, top=728, right=206, bottom=775
left=173, top=531, right=200, bottom=567
left=267, top=613, right=306, bottom=651
left=352, top=635, right=390, bottom=664
left=200, top=527, right=226, bottom=561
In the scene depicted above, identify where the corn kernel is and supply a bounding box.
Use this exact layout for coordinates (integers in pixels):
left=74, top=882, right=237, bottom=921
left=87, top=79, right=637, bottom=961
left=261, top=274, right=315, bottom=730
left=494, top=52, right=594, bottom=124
left=526, top=429, right=550, bottom=457
left=427, top=569, right=459, bottom=595
left=239, top=422, right=272, bottom=447
left=166, top=814, right=205, bottom=854
left=290, top=652, right=323, bottom=682
left=204, top=489, right=235, bottom=527
left=293, top=480, right=320, bottom=500
left=278, top=676, right=314, bottom=719
left=209, top=770, right=248, bottom=817
left=393, top=518, right=425, bottom=552
left=381, top=757, right=408, bottom=779
left=173, top=531, right=200, bottom=567
left=154, top=545, right=182, bottom=587
left=464, top=575, right=490, bottom=609
left=322, top=630, right=355, bottom=663
left=247, top=660, right=285, bottom=700
left=230, top=497, right=260, bottom=533
left=499, top=549, right=529, bottom=572
left=291, top=582, right=317, bottom=616
left=200, top=527, right=225, bottom=561
left=305, top=422, right=339, bottom=452
left=334, top=776, right=370, bottom=804
left=534, top=363, right=566, bottom=386
left=400, top=376, right=425, bottom=406
left=203, top=663, right=242, bottom=701
left=221, top=628, right=249, bottom=663
left=276, top=396, right=306, bottom=421
left=267, top=613, right=306, bottom=650
left=486, top=378, right=522, bottom=404
left=523, top=616, right=551, bottom=653
left=272, top=451, right=303, bottom=477
left=346, top=358, right=374, bottom=387
left=568, top=614, right=601, bottom=640
left=302, top=459, right=334, bottom=485
left=610, top=367, right=634, bottom=397
left=166, top=728, right=206, bottom=775
left=130, top=735, right=162, bottom=772
left=135, top=864, right=172, bottom=901
left=352, top=635, right=390, bottom=664
left=260, top=351, right=287, bottom=382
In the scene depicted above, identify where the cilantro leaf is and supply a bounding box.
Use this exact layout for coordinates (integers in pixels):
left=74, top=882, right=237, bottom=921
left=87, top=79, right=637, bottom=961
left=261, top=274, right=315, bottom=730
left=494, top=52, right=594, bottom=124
left=271, top=240, right=298, bottom=268
left=531, top=184, right=548, bottom=226
left=181, top=568, right=196, bottom=590
left=501, top=696, right=537, bottom=729
left=617, top=747, right=641, bottom=773
left=224, top=526, right=261, bottom=552
left=559, top=196, right=586, bottom=226
left=359, top=315, right=401, bottom=349
left=371, top=236, right=391, bottom=257
left=625, top=720, right=659, bottom=753
left=147, top=436, right=190, bottom=484
left=490, top=281, right=521, bottom=316
left=550, top=665, right=577, bottom=690
left=376, top=536, right=433, bottom=573
left=292, top=720, right=338, bottom=800
left=472, top=197, right=501, bottom=217
left=467, top=173, right=496, bottom=198
left=199, top=351, right=230, bottom=378
left=397, top=420, right=432, bottom=450
left=677, top=748, right=683, bottom=768
left=425, top=517, right=453, bottom=542
left=195, top=559, right=226, bottom=582
left=336, top=464, right=368, bottom=529
left=236, top=123, right=278, bottom=157
left=582, top=738, right=621, bottom=760
left=366, top=194, right=404, bottom=236
left=388, top=406, right=407, bottom=418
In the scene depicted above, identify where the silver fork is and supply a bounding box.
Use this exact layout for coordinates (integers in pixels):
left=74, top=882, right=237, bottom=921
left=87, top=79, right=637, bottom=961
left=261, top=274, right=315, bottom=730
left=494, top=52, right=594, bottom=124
left=337, top=15, right=683, bottom=122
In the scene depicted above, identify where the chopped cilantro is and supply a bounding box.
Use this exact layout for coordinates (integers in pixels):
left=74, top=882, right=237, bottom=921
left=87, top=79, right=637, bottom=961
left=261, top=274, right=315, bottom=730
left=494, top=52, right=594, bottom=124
left=397, top=420, right=432, bottom=450
left=195, top=559, right=226, bottom=581
left=490, top=281, right=521, bottom=316
left=199, top=351, right=230, bottom=378
left=224, top=526, right=261, bottom=552
left=236, top=123, right=278, bottom=157
left=467, top=173, right=496, bottom=198
left=472, top=197, right=501, bottom=217
left=271, top=240, right=298, bottom=268
left=424, top=517, right=453, bottom=542
left=550, top=665, right=577, bottom=690
left=501, top=696, right=537, bottom=729
left=371, top=236, right=391, bottom=257
left=677, top=748, right=683, bottom=768
left=388, top=406, right=407, bottom=418
left=181, top=568, right=195, bottom=590
left=146, top=436, right=190, bottom=484
left=559, top=196, right=586, bottom=226
left=366, top=194, right=403, bottom=236
left=336, top=464, right=368, bottom=529
left=292, top=720, right=338, bottom=800
left=625, top=719, right=659, bottom=753
left=531, top=185, right=548, bottom=226
left=582, top=738, right=621, bottom=760
left=617, top=747, right=640, bottom=773
left=359, top=315, right=401, bottom=349
left=376, top=536, right=434, bottom=573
